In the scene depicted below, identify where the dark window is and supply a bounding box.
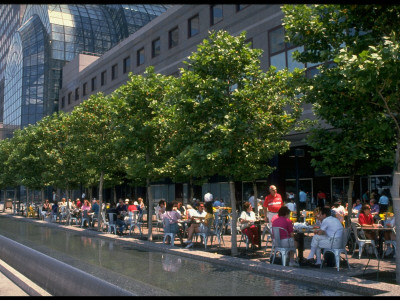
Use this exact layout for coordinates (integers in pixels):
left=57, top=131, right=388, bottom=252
left=112, top=64, right=118, bottom=80
left=75, top=87, right=79, bottom=100
left=152, top=38, right=161, bottom=58
left=123, top=56, right=130, bottom=73
left=169, top=27, right=179, bottom=49
left=83, top=82, right=87, bottom=96
left=210, top=5, right=223, bottom=26
left=61, top=96, right=65, bottom=108
left=137, top=48, right=144, bottom=66
left=68, top=92, right=72, bottom=105
left=91, top=76, right=96, bottom=91
left=188, top=15, right=199, bottom=38
left=101, top=70, right=107, bottom=86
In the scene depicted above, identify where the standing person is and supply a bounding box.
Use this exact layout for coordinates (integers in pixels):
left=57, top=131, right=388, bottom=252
left=204, top=191, right=213, bottom=203
left=248, top=191, right=255, bottom=211
left=305, top=206, right=343, bottom=267
left=378, top=191, right=389, bottom=213
left=317, top=190, right=326, bottom=208
left=263, top=185, right=283, bottom=227
left=239, top=202, right=260, bottom=249
left=362, top=190, right=370, bottom=202
left=299, top=188, right=307, bottom=210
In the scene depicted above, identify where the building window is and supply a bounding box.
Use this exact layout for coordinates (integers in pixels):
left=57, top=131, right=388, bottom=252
left=188, top=15, right=199, bottom=38
left=123, top=56, right=130, bottom=74
left=83, top=82, right=87, bottom=96
left=137, top=47, right=144, bottom=66
left=152, top=38, right=161, bottom=58
left=236, top=5, right=248, bottom=12
left=168, top=27, right=179, bottom=49
left=91, top=76, right=96, bottom=91
left=210, top=5, right=223, bottom=26
left=101, top=70, right=107, bottom=86
left=68, top=92, right=72, bottom=105
left=61, top=96, right=65, bottom=108
left=112, top=64, right=118, bottom=80
left=269, top=26, right=305, bottom=72
left=75, top=87, right=79, bottom=101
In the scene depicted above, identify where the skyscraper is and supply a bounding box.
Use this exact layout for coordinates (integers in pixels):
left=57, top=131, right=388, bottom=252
left=1, top=4, right=169, bottom=138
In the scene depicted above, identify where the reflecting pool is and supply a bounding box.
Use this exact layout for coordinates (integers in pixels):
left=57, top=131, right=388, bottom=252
left=0, top=216, right=359, bottom=296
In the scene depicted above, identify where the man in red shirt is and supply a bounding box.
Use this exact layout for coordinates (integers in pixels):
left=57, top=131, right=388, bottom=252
left=263, top=185, right=283, bottom=227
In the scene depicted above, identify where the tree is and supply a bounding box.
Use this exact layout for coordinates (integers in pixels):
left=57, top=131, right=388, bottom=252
left=172, top=30, right=305, bottom=255
left=114, top=67, right=176, bottom=241
left=282, top=4, right=400, bottom=282
left=68, top=92, right=125, bottom=231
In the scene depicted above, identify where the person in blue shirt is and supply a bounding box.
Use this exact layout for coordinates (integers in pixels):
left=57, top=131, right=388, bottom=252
left=299, top=188, right=307, bottom=210
left=213, top=198, right=221, bottom=208
left=378, top=191, right=390, bottom=213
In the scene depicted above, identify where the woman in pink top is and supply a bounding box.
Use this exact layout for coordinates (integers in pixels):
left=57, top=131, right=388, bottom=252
left=271, top=206, right=298, bottom=267
left=81, top=199, right=91, bottom=211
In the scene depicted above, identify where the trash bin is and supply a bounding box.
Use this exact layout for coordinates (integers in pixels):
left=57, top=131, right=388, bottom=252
left=3, top=198, right=13, bottom=212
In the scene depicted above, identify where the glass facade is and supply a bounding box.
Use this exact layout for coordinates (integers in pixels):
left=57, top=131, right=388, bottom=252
left=2, top=4, right=169, bottom=136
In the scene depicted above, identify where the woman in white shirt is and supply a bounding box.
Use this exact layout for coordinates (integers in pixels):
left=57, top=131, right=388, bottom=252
left=239, top=202, right=260, bottom=249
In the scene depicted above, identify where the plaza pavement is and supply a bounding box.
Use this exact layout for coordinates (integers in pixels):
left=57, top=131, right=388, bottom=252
left=0, top=208, right=399, bottom=296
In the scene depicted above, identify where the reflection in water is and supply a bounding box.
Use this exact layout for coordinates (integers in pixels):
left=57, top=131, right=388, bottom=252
left=162, top=254, right=182, bottom=272
left=0, top=217, right=359, bottom=296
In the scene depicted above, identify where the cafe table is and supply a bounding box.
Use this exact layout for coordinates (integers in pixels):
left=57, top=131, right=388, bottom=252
left=360, top=225, right=393, bottom=255
left=293, top=223, right=316, bottom=261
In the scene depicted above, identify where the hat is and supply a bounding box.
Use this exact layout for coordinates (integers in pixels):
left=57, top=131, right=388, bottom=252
left=125, top=198, right=129, bottom=203
left=134, top=201, right=138, bottom=205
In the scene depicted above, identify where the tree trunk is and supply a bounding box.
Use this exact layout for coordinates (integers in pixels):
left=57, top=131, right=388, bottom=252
left=391, top=142, right=400, bottom=284
left=98, top=171, right=104, bottom=232
left=13, top=188, right=17, bottom=215
left=229, top=179, right=238, bottom=256
left=253, top=181, right=258, bottom=216
left=346, top=175, right=355, bottom=228
left=113, top=186, right=117, bottom=205
left=147, top=177, right=153, bottom=241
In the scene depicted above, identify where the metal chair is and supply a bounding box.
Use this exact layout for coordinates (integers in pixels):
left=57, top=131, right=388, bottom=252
left=107, top=213, right=117, bottom=234
left=68, top=210, right=80, bottom=226
left=382, top=227, right=396, bottom=258
left=194, top=217, right=216, bottom=249
left=162, top=217, right=176, bottom=246
left=262, top=223, right=273, bottom=248
left=127, top=211, right=139, bottom=234
left=270, top=226, right=297, bottom=266
left=320, top=228, right=351, bottom=271
left=81, top=210, right=91, bottom=228
left=350, top=222, right=379, bottom=259
left=129, top=211, right=143, bottom=237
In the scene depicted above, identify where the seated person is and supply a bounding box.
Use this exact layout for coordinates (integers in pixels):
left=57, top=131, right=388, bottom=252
left=184, top=202, right=213, bottom=248
left=128, top=200, right=138, bottom=213
left=306, top=206, right=343, bottom=267
left=239, top=202, right=260, bottom=249
left=177, top=201, right=186, bottom=217
left=352, top=199, right=362, bottom=215
left=155, top=200, right=165, bottom=219
left=41, top=199, right=52, bottom=218
left=51, top=201, right=59, bottom=220
left=331, top=201, right=346, bottom=223
left=272, top=206, right=298, bottom=267
left=185, top=204, right=197, bottom=219
left=162, top=201, right=183, bottom=244
left=286, top=198, right=296, bottom=213
left=369, top=199, right=380, bottom=221
left=358, top=203, right=382, bottom=241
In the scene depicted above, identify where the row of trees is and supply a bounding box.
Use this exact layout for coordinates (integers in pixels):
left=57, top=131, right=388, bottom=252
left=0, top=31, right=306, bottom=256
